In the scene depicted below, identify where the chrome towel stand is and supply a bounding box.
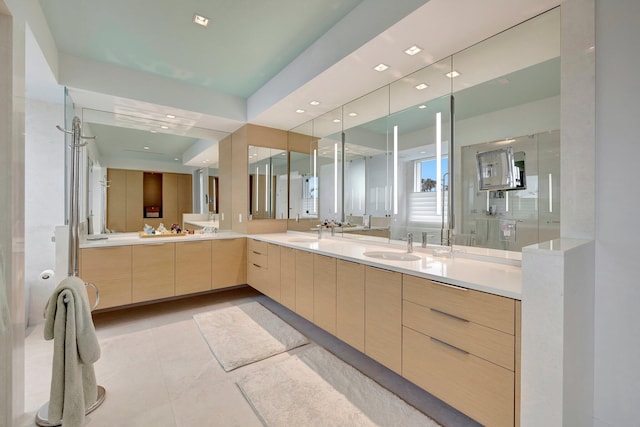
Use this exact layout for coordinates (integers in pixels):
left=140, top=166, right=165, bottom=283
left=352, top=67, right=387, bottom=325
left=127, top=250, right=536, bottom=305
left=35, top=117, right=106, bottom=427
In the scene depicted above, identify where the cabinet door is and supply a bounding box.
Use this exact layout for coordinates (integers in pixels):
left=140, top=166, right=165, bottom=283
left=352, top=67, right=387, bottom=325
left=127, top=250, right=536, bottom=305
left=162, top=173, right=178, bottom=226
left=80, top=246, right=132, bottom=309
left=365, top=266, right=402, bottom=374
left=337, top=259, right=365, bottom=352
left=126, top=170, right=144, bottom=232
left=175, top=240, right=211, bottom=296
left=132, top=243, right=175, bottom=303
left=177, top=174, right=193, bottom=220
left=313, top=254, right=336, bottom=334
left=106, top=169, right=127, bottom=232
left=212, top=238, right=246, bottom=289
left=266, top=243, right=281, bottom=300
left=280, top=247, right=296, bottom=310
left=295, top=250, right=314, bottom=321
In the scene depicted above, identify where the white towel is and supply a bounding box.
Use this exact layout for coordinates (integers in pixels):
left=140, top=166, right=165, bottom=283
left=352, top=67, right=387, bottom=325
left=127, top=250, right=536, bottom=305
left=44, top=276, right=101, bottom=427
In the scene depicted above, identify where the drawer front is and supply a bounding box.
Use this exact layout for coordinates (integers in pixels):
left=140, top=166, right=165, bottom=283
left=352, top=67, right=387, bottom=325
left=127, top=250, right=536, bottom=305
left=403, top=327, right=514, bottom=427
left=403, top=300, right=515, bottom=370
left=247, top=239, right=268, bottom=256
left=247, top=262, right=267, bottom=291
left=247, top=246, right=268, bottom=268
left=403, top=275, right=515, bottom=334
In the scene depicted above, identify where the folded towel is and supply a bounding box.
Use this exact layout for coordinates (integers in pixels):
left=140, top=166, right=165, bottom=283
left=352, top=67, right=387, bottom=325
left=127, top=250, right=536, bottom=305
left=44, top=276, right=101, bottom=427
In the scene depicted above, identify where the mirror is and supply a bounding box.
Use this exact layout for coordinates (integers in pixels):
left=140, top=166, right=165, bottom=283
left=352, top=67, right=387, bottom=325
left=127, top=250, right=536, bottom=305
left=77, top=107, right=231, bottom=233
left=313, top=107, right=343, bottom=222
left=248, top=146, right=288, bottom=220
left=288, top=120, right=318, bottom=220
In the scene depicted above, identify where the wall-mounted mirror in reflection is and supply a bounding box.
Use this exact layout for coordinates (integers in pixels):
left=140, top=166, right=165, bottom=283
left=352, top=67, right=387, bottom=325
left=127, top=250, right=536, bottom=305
left=313, top=108, right=343, bottom=222
left=248, top=146, right=288, bottom=220
left=288, top=120, right=318, bottom=220
left=78, top=107, right=231, bottom=233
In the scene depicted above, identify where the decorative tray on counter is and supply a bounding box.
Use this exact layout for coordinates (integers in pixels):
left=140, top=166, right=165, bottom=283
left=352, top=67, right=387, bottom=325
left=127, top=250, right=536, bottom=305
left=138, top=231, right=188, bottom=238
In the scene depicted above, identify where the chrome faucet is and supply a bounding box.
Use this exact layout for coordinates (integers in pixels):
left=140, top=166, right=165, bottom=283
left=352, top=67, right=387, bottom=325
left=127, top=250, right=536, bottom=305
left=317, top=225, right=323, bottom=240
left=407, top=233, right=413, bottom=253
left=421, top=231, right=428, bottom=248
left=331, top=224, right=335, bottom=237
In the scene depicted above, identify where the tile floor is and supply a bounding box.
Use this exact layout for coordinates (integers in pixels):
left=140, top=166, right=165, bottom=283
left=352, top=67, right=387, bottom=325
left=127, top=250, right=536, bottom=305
left=19, top=287, right=479, bottom=427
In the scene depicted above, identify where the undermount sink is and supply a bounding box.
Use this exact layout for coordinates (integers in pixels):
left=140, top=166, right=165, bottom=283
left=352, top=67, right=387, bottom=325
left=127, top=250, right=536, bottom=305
left=362, top=251, right=421, bottom=261
left=288, top=238, right=320, bottom=243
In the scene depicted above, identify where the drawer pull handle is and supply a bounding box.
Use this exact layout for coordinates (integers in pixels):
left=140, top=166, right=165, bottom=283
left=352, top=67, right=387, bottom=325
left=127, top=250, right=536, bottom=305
left=252, top=251, right=263, bottom=255
left=430, top=337, right=469, bottom=355
left=438, top=282, right=469, bottom=292
left=430, top=308, right=469, bottom=323
left=252, top=263, right=262, bottom=268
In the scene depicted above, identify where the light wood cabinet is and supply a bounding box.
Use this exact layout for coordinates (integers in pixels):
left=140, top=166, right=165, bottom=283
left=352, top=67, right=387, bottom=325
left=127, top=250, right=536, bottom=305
left=515, top=300, right=522, bottom=427
left=177, top=173, right=193, bottom=220
left=266, top=243, right=281, bottom=301
left=212, top=238, right=246, bottom=289
left=106, top=169, right=127, bottom=232
left=247, top=239, right=269, bottom=295
left=336, top=259, right=365, bottom=352
left=132, top=243, right=175, bottom=303
left=125, top=170, right=144, bottom=233
left=313, top=254, right=336, bottom=335
left=79, top=246, right=132, bottom=309
left=280, top=246, right=296, bottom=310
left=295, top=250, right=314, bottom=321
left=175, top=240, right=211, bottom=296
left=365, top=266, right=402, bottom=374
left=162, top=173, right=179, bottom=226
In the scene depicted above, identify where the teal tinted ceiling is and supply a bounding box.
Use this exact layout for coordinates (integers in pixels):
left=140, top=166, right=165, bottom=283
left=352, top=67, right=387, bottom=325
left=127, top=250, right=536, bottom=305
left=39, top=0, right=364, bottom=98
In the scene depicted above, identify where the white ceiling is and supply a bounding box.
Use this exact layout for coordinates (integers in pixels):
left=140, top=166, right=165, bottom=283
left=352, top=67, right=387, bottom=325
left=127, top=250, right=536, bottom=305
left=26, top=0, right=560, bottom=168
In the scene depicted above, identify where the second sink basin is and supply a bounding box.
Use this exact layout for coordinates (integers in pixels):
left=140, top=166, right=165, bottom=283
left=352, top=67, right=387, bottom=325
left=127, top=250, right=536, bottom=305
left=363, top=251, right=421, bottom=261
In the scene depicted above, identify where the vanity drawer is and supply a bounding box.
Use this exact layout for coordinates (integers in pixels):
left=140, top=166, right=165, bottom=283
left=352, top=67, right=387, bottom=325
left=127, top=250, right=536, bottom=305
left=247, top=261, right=267, bottom=290
left=403, top=300, right=514, bottom=370
left=247, top=239, right=269, bottom=268
left=403, top=275, right=515, bottom=334
left=403, top=326, right=514, bottom=427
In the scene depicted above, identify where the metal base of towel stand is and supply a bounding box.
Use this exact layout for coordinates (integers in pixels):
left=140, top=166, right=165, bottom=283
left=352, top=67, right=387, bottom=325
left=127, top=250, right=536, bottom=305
left=35, top=385, right=106, bottom=427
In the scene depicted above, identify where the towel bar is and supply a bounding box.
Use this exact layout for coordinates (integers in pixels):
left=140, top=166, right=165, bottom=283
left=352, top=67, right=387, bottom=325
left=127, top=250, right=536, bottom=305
left=42, top=280, right=100, bottom=319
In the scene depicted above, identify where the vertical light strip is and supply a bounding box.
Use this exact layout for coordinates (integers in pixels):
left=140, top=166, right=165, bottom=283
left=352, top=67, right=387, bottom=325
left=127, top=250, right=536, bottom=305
left=255, top=166, right=259, bottom=212
left=265, top=163, right=269, bottom=214
left=393, top=125, right=398, bottom=215
left=313, top=149, right=317, bottom=214
left=506, top=191, right=509, bottom=212
left=334, top=143, right=338, bottom=214
left=436, top=112, right=442, bottom=215
left=486, top=191, right=490, bottom=212
left=549, top=173, right=553, bottom=213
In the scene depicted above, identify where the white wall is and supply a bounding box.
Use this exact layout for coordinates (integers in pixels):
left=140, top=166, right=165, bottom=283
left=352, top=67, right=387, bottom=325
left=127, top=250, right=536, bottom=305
left=24, top=97, right=65, bottom=326
left=593, top=1, right=640, bottom=425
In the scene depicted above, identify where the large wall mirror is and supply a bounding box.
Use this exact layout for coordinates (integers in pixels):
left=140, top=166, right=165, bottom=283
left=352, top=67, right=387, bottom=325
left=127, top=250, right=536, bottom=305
left=248, top=145, right=288, bottom=220
left=288, top=7, right=560, bottom=251
left=76, top=106, right=231, bottom=234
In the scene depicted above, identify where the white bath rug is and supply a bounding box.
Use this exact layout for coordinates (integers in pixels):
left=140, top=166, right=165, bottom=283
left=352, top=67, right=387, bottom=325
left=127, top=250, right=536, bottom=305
left=237, top=345, right=442, bottom=427
left=193, top=301, right=309, bottom=371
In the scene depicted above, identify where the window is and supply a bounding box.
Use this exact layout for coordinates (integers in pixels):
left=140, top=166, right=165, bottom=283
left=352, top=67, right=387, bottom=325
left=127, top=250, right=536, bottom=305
left=409, top=157, right=448, bottom=223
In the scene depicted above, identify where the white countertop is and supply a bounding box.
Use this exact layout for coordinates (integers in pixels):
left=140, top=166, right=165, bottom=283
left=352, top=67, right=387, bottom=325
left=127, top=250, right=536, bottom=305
left=250, top=232, right=522, bottom=300
left=184, top=220, right=220, bottom=229
left=80, top=230, right=245, bottom=248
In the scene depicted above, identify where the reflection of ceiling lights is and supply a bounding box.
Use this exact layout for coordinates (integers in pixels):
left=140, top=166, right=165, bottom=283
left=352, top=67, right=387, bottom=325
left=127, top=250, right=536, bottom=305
left=333, top=119, right=341, bottom=123
left=418, top=104, right=427, bottom=109
left=373, top=63, right=389, bottom=72
left=404, top=45, right=422, bottom=56
left=160, top=125, right=169, bottom=129
left=446, top=70, right=461, bottom=78
left=309, top=100, right=320, bottom=106
left=174, top=158, right=179, bottom=161
left=193, top=14, right=209, bottom=27
left=415, top=83, right=429, bottom=90
left=296, top=109, right=305, bottom=113
left=144, top=146, right=149, bottom=150
left=165, top=114, right=176, bottom=119
left=348, top=112, right=358, bottom=117
left=150, top=130, right=157, bottom=133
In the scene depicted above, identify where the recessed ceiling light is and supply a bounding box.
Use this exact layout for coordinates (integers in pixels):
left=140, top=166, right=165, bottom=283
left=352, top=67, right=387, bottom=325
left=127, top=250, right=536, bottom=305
left=420, top=151, right=426, bottom=154
left=415, top=83, right=429, bottom=90
left=174, top=158, right=179, bottom=161
left=446, top=70, right=461, bottom=78
left=404, top=45, right=422, bottom=56
left=296, top=109, right=305, bottom=113
left=373, top=63, right=389, bottom=72
left=165, top=114, right=176, bottom=119
left=348, top=112, right=358, bottom=117
left=418, top=104, right=427, bottom=109
left=193, top=14, right=209, bottom=27
left=160, top=125, right=169, bottom=129
left=309, top=100, right=320, bottom=106
left=150, top=130, right=157, bottom=133
left=144, top=146, right=149, bottom=150
left=333, top=119, right=341, bottom=123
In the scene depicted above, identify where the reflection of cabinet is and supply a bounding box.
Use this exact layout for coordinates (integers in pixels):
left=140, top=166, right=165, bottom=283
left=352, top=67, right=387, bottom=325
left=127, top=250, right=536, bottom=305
left=175, top=241, right=211, bottom=296
left=132, top=243, right=175, bottom=303
left=313, top=254, right=336, bottom=334
left=365, top=266, right=402, bottom=374
left=336, top=259, right=365, bottom=352
left=106, top=168, right=192, bottom=232
left=212, top=238, right=246, bottom=289
left=79, top=246, right=132, bottom=309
